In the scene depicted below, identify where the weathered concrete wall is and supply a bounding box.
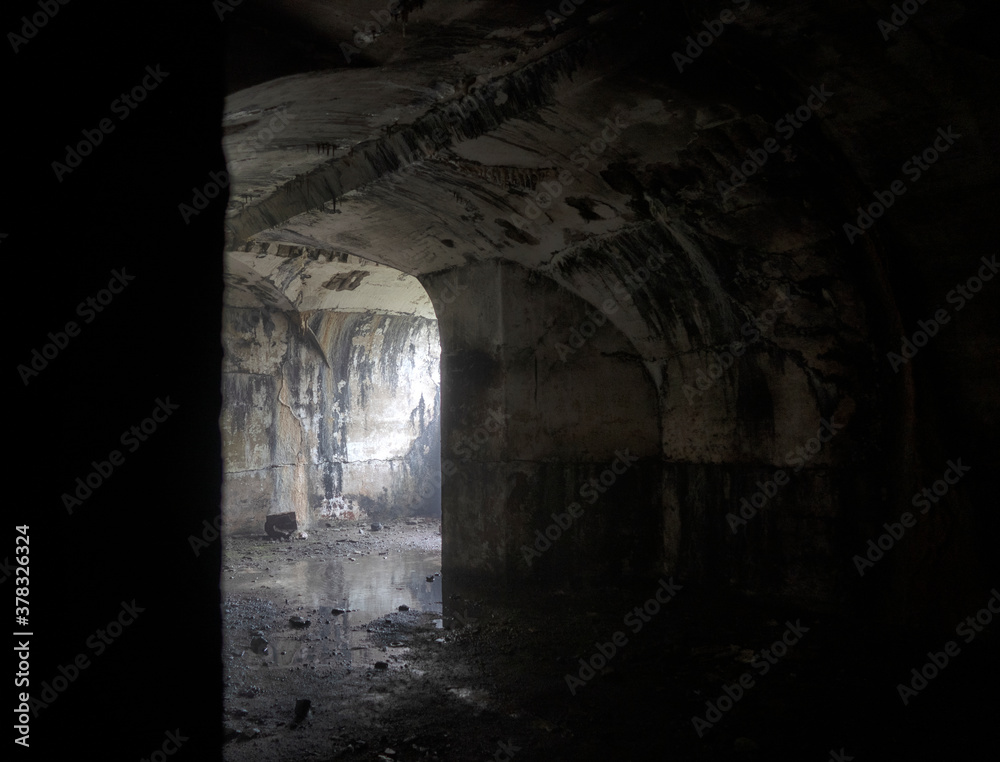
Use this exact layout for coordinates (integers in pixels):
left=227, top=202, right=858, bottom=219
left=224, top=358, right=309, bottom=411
left=430, top=225, right=875, bottom=607
left=217, top=0, right=996, bottom=624
left=221, top=304, right=441, bottom=534
left=431, top=260, right=663, bottom=591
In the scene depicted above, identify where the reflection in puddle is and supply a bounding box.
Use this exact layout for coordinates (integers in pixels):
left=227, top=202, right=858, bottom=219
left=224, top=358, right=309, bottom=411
left=224, top=549, right=442, bottom=667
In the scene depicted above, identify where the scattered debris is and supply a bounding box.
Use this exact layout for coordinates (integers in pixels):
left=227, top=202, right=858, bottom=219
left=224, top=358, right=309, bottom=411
left=265, top=512, right=297, bottom=539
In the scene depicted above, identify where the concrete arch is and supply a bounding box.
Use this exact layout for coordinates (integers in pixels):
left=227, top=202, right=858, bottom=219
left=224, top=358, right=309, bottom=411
left=221, top=244, right=442, bottom=534
left=213, top=0, right=993, bottom=622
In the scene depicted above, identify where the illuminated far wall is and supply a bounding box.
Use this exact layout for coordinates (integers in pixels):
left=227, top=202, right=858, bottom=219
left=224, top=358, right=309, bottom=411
left=220, top=245, right=441, bottom=534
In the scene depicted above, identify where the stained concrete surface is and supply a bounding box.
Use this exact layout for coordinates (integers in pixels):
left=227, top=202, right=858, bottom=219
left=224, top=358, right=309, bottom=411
left=217, top=0, right=1000, bottom=628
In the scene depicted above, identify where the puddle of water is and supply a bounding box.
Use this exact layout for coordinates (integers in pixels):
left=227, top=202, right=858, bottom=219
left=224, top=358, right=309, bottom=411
left=224, top=548, right=442, bottom=667
left=276, top=548, right=442, bottom=619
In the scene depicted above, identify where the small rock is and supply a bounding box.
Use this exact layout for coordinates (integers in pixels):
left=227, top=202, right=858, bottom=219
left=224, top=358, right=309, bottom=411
left=374, top=661, right=389, bottom=670
left=250, top=636, right=269, bottom=654
left=371, top=522, right=383, bottom=531
left=398, top=604, right=409, bottom=611
left=330, top=608, right=345, bottom=615
left=289, top=616, right=311, bottom=628
left=242, top=727, right=261, bottom=740
left=293, top=698, right=312, bottom=724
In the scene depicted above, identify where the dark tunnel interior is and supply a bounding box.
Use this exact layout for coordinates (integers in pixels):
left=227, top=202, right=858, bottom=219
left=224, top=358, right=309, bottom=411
left=8, top=1, right=998, bottom=759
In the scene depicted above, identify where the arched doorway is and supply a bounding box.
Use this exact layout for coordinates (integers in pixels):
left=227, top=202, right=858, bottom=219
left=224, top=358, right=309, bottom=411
left=221, top=242, right=442, bottom=533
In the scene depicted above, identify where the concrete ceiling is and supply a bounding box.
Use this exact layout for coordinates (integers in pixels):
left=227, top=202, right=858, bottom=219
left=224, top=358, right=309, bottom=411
left=224, top=243, right=436, bottom=317
left=220, top=0, right=998, bottom=426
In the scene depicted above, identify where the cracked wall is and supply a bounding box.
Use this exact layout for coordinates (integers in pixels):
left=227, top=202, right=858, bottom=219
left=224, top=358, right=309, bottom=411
left=221, top=300, right=441, bottom=534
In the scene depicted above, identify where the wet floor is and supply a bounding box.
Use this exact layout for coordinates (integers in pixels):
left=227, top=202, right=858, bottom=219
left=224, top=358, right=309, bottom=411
left=223, top=544, right=443, bottom=668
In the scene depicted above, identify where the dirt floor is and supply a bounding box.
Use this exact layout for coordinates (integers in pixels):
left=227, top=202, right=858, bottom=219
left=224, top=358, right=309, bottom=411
left=221, top=518, right=996, bottom=762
